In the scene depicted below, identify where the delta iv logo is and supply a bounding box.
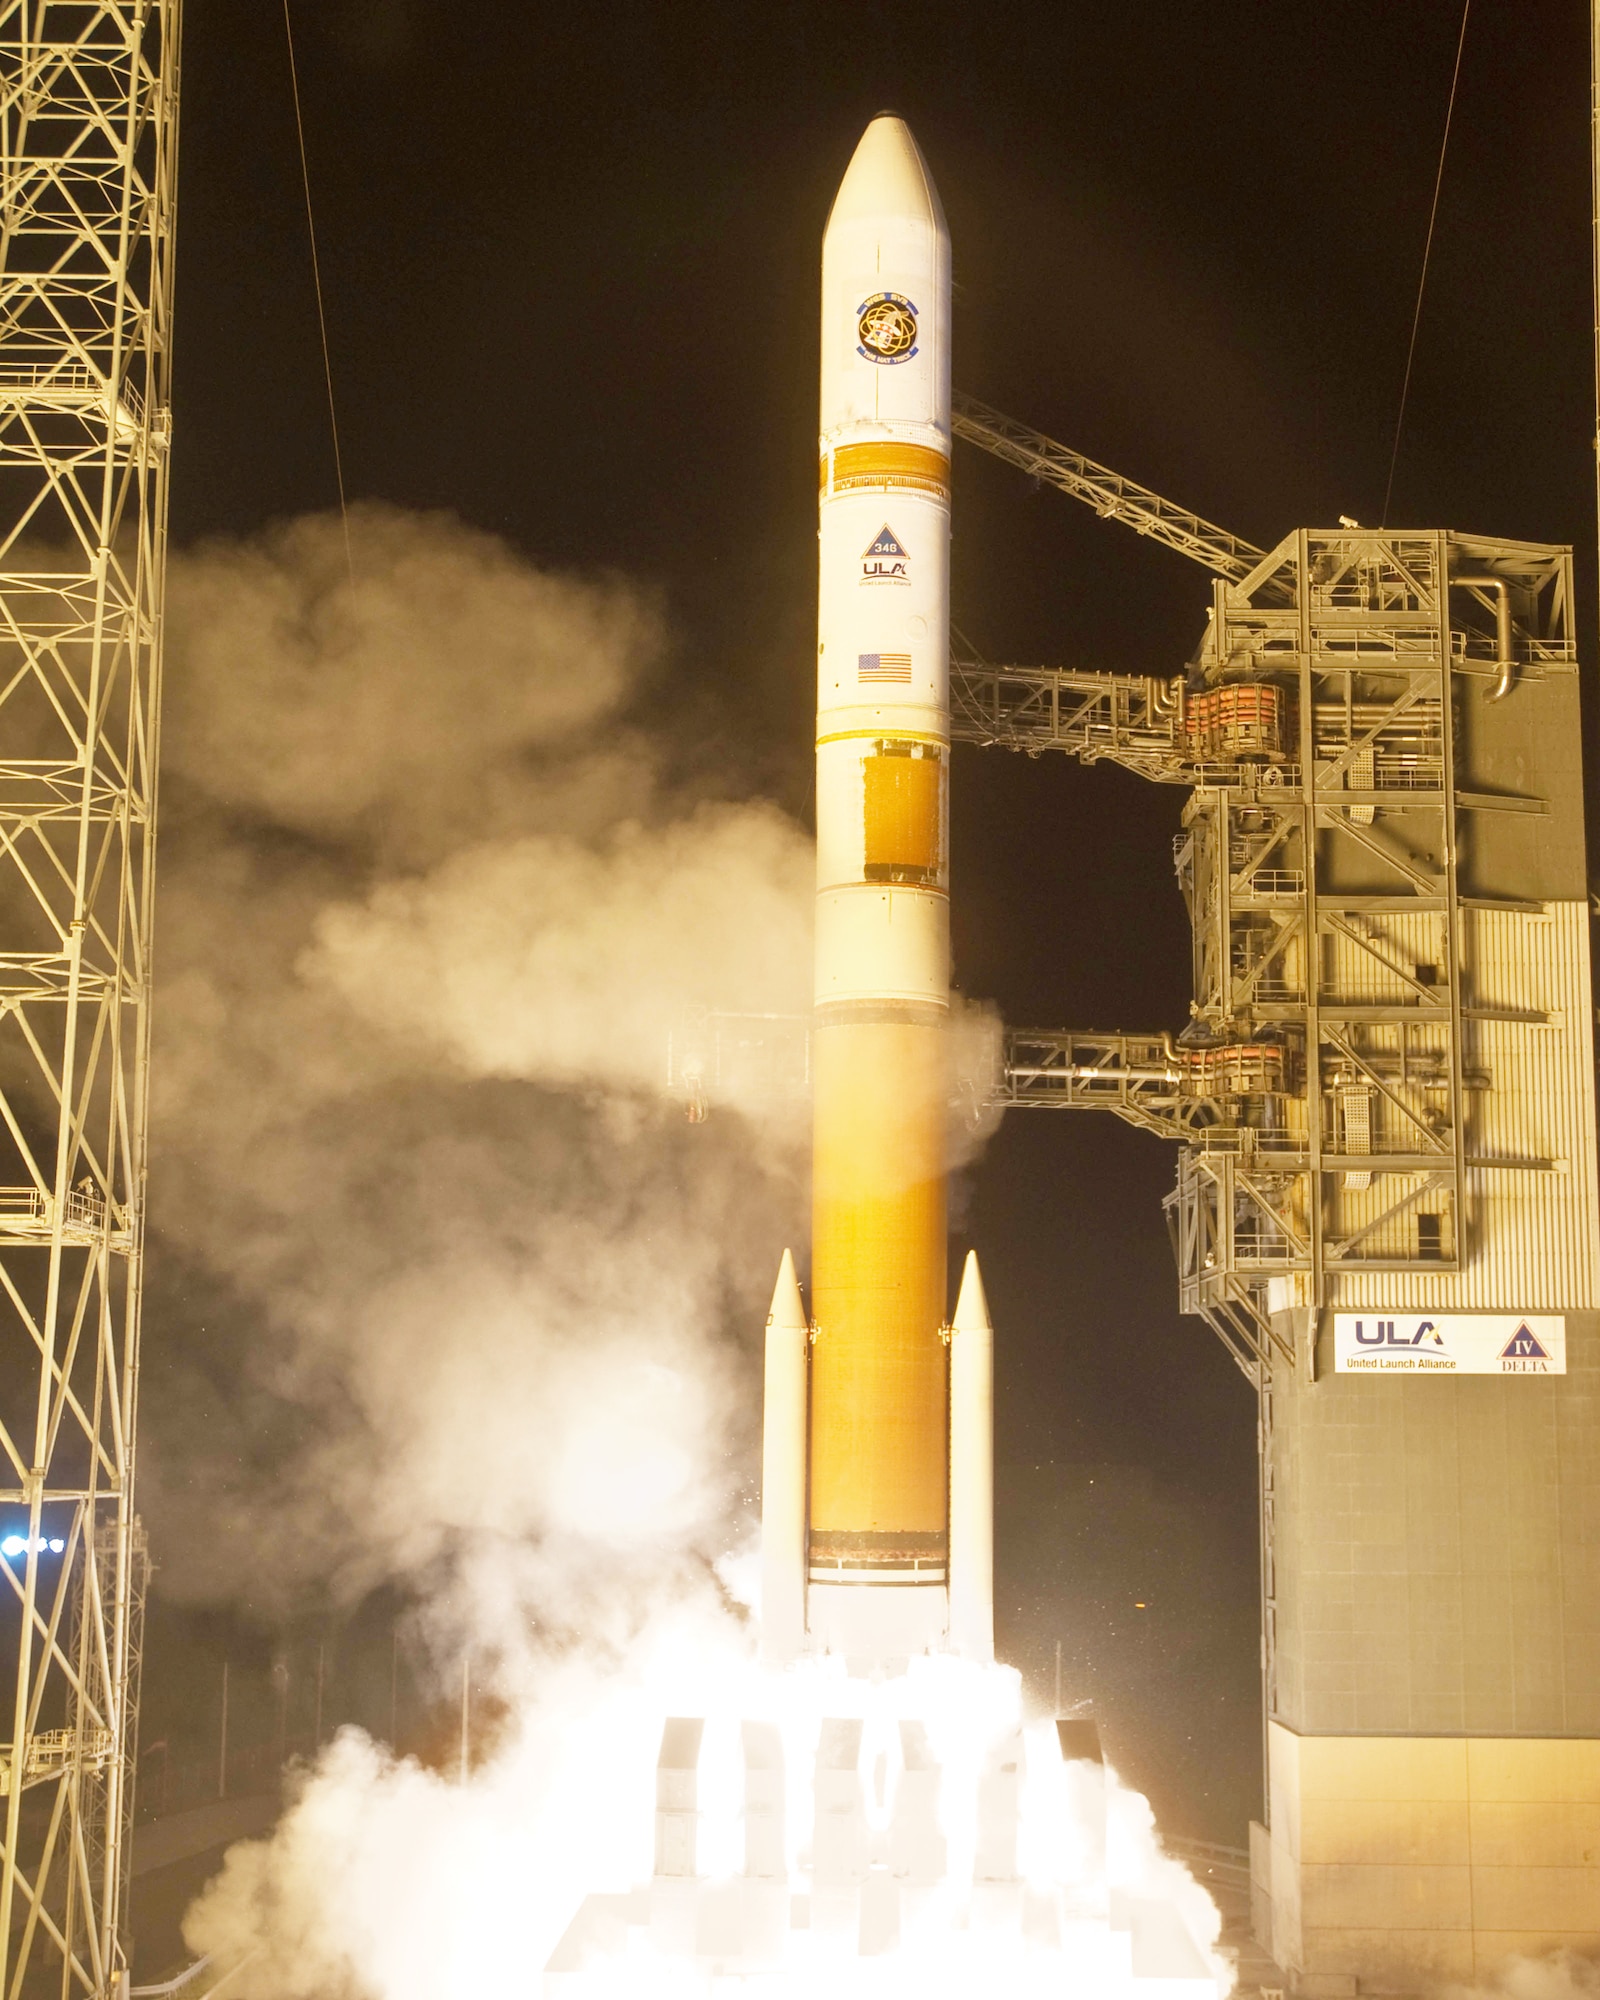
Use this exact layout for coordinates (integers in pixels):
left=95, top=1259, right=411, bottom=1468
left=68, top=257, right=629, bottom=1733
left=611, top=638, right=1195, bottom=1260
left=1500, top=1323, right=1552, bottom=1371
left=861, top=524, right=909, bottom=584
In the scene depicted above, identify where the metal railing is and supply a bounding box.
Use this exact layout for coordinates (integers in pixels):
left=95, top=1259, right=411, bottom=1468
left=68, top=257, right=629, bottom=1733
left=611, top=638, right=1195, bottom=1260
left=0, top=1727, right=115, bottom=1794
left=0, top=1183, right=114, bottom=1233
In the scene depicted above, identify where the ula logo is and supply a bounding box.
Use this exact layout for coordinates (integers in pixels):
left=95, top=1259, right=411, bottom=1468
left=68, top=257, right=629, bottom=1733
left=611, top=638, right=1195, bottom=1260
left=1353, top=1319, right=1447, bottom=1349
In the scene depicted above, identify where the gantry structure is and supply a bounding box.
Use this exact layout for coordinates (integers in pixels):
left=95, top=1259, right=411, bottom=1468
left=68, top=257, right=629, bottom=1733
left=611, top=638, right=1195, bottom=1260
left=0, top=8, right=178, bottom=1996
left=950, top=393, right=1586, bottom=1383
left=949, top=397, right=1600, bottom=1993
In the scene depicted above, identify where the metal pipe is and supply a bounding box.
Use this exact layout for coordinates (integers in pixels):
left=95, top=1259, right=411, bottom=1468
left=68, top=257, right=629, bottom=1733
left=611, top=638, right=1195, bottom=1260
left=1451, top=575, right=1514, bottom=698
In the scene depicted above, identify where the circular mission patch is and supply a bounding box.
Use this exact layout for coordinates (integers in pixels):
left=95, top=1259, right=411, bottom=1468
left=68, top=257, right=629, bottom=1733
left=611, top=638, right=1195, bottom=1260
left=856, top=292, right=918, bottom=363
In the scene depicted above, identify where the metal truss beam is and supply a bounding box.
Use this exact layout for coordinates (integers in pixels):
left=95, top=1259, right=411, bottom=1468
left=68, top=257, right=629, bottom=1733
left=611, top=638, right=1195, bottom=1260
left=952, top=508, right=1575, bottom=1364
left=951, top=392, right=1269, bottom=586
left=0, top=9, right=177, bottom=1995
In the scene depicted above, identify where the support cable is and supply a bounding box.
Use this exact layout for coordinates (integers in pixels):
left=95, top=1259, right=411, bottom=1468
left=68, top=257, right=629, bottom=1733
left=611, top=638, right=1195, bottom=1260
left=283, top=0, right=355, bottom=583
left=1380, top=0, right=1471, bottom=527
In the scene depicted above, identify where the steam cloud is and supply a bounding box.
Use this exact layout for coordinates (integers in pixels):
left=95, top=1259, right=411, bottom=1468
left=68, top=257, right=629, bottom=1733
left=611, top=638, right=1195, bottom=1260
left=147, top=506, right=815, bottom=1993
left=1441, top=1957, right=1600, bottom=2000
left=146, top=503, right=810, bottom=1625
left=303, top=806, right=812, bottom=1104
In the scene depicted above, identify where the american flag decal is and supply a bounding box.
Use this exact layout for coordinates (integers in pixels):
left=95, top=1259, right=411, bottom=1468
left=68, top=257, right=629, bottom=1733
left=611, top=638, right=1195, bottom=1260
left=858, top=651, right=912, bottom=683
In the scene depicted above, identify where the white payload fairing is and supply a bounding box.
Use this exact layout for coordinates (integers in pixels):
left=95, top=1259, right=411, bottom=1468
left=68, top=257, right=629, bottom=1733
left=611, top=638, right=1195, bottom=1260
left=761, top=114, right=994, bottom=1671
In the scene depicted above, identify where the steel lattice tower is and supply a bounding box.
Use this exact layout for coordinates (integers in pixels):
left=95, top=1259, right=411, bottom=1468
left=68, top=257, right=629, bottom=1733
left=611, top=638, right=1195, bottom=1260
left=0, top=6, right=177, bottom=1995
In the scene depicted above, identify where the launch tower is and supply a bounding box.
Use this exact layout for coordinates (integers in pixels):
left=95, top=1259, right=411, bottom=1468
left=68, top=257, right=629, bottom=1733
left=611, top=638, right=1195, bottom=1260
left=0, top=8, right=179, bottom=1995
left=951, top=398, right=1600, bottom=1992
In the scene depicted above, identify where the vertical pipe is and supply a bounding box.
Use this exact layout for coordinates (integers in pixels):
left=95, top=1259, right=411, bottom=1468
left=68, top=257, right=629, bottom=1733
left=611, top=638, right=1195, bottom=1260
left=218, top=1661, right=228, bottom=1801
left=314, top=1640, right=324, bottom=1748
left=948, top=1251, right=994, bottom=1663
left=760, top=1251, right=809, bottom=1663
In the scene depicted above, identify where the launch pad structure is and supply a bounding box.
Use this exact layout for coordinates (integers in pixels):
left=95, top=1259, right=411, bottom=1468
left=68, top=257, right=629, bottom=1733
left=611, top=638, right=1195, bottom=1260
left=945, top=400, right=1600, bottom=1990
left=0, top=8, right=179, bottom=1999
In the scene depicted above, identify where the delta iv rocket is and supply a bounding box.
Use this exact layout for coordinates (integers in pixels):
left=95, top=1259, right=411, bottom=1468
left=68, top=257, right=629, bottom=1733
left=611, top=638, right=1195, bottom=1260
left=761, top=115, right=994, bottom=1671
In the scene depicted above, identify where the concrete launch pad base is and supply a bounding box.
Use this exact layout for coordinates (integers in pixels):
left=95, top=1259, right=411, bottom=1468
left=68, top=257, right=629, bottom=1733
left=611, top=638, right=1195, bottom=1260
left=1252, top=1722, right=1600, bottom=1992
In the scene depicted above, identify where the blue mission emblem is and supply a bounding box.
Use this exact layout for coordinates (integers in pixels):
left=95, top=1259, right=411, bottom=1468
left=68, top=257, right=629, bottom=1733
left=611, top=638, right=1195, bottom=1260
left=857, top=292, right=919, bottom=363
left=862, top=525, right=909, bottom=584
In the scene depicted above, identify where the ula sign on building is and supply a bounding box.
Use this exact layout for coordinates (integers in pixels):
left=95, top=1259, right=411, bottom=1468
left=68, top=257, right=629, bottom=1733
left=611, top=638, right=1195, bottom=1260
left=1333, top=1313, right=1566, bottom=1374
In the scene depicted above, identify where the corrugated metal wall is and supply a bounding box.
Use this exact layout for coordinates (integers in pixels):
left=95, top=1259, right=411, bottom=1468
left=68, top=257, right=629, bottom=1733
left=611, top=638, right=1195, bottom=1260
left=1333, top=903, right=1599, bottom=1311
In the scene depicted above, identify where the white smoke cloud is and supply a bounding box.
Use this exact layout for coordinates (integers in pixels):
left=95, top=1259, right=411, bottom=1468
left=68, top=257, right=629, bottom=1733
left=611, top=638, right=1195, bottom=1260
left=301, top=804, right=813, bottom=1107
left=1440, top=1954, right=1600, bottom=2000
left=144, top=506, right=808, bottom=1630
left=161, top=502, right=657, bottom=858
left=178, top=1657, right=1236, bottom=2000
left=180, top=1613, right=741, bottom=1999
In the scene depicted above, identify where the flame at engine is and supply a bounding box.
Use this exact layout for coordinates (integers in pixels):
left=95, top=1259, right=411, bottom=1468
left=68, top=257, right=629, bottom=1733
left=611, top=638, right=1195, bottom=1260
left=544, top=1653, right=1234, bottom=2000
left=182, top=1613, right=1233, bottom=2000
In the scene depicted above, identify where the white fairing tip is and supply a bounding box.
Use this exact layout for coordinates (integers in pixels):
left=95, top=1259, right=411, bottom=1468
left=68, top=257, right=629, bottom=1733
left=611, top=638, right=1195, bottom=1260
left=827, top=115, right=946, bottom=234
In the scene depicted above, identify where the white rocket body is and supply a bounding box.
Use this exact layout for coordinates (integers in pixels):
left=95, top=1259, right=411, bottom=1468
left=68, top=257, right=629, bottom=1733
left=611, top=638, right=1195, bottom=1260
left=814, top=113, right=951, bottom=1022
left=761, top=116, right=993, bottom=1671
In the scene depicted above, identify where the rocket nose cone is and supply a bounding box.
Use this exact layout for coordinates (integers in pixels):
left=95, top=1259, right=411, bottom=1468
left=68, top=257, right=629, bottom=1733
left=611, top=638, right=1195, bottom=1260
left=827, top=114, right=945, bottom=233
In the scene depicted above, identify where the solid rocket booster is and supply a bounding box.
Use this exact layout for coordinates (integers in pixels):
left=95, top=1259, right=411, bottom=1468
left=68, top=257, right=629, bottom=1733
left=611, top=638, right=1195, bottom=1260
left=761, top=115, right=993, bottom=1667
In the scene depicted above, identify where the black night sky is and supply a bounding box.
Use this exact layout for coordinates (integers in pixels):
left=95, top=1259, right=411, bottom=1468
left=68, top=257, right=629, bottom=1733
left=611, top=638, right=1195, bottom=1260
left=139, top=0, right=1598, bottom=1870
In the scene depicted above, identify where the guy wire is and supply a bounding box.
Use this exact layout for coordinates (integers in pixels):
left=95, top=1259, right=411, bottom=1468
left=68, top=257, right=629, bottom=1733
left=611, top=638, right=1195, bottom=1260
left=284, top=0, right=355, bottom=584
left=1380, top=0, right=1471, bottom=528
